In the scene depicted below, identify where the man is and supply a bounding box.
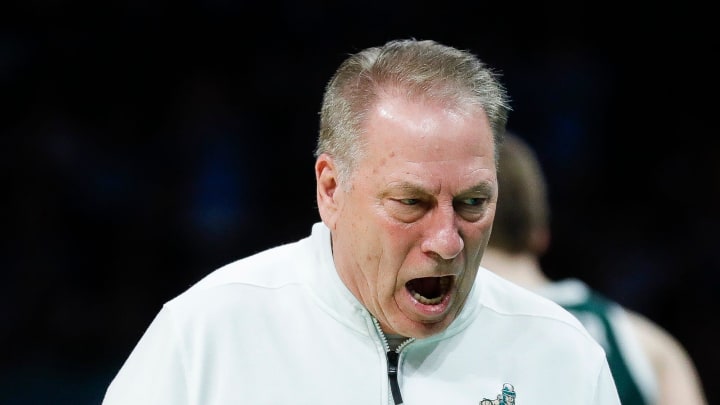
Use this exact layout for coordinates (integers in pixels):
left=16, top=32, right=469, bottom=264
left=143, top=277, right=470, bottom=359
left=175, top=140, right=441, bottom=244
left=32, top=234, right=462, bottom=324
left=102, top=39, right=620, bottom=404
left=481, top=132, right=708, bottom=404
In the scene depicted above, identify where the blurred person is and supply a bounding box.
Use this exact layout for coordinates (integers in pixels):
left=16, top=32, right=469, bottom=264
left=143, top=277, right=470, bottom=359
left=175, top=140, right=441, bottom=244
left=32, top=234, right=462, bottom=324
left=102, top=39, right=620, bottom=404
left=481, top=132, right=708, bottom=405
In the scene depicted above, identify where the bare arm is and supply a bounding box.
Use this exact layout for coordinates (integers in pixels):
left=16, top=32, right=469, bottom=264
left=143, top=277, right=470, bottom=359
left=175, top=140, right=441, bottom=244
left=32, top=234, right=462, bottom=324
left=626, top=310, right=708, bottom=405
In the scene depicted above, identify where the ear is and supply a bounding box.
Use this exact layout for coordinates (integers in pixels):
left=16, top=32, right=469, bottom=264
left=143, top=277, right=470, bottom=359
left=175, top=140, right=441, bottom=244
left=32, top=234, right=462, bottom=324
left=315, top=153, right=341, bottom=229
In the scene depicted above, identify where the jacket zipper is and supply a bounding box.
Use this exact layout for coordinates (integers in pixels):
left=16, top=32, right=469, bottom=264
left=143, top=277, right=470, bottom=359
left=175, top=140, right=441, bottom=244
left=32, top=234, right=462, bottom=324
left=387, top=350, right=403, bottom=404
left=371, top=317, right=415, bottom=405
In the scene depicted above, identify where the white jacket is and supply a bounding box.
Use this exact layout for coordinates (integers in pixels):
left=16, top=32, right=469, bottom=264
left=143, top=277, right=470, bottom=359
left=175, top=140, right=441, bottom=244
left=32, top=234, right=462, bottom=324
left=103, top=222, right=620, bottom=405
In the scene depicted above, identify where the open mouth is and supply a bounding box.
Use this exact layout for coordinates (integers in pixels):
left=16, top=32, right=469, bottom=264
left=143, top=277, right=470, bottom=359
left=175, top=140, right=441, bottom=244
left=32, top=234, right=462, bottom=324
left=405, top=275, right=453, bottom=305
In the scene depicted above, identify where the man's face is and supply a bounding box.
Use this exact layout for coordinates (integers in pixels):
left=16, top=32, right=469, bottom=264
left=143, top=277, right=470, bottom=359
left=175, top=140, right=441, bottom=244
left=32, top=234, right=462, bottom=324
left=316, top=94, right=497, bottom=338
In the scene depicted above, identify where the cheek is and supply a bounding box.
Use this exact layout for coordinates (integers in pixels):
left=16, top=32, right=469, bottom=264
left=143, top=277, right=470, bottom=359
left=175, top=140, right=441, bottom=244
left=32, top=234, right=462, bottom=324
left=458, top=266, right=480, bottom=296
left=368, top=229, right=411, bottom=281
left=462, top=223, right=493, bottom=264
left=383, top=225, right=421, bottom=261
left=474, top=225, right=493, bottom=247
left=463, top=220, right=492, bottom=245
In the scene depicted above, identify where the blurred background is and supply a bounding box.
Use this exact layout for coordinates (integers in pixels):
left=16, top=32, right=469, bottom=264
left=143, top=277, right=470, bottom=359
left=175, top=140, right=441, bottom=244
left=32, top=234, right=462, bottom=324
left=2, top=2, right=717, bottom=404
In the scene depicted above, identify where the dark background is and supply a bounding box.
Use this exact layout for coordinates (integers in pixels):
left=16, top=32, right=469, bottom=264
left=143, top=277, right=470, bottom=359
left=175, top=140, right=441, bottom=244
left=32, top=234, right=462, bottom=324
left=2, top=2, right=717, bottom=404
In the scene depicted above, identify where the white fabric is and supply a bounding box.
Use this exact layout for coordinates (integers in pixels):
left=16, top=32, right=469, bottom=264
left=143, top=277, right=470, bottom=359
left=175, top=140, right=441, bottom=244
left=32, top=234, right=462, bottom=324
left=102, top=222, right=620, bottom=405
left=537, top=278, right=659, bottom=404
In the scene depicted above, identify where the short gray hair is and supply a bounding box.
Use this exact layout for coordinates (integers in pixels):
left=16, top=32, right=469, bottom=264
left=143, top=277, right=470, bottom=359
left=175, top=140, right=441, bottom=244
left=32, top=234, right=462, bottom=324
left=314, top=39, right=512, bottom=186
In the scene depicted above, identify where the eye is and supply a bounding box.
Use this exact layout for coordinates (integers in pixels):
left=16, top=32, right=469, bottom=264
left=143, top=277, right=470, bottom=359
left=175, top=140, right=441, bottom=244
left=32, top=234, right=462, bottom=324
left=460, top=197, right=483, bottom=206
left=385, top=197, right=427, bottom=223
left=454, top=196, right=488, bottom=221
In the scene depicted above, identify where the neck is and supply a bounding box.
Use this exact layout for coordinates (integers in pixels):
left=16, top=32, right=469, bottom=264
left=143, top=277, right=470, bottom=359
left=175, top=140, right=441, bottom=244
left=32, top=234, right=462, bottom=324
left=480, top=248, right=550, bottom=289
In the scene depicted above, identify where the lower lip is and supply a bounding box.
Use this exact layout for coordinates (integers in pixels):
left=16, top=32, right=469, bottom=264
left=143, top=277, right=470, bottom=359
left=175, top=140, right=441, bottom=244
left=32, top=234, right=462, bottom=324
left=404, top=287, right=453, bottom=318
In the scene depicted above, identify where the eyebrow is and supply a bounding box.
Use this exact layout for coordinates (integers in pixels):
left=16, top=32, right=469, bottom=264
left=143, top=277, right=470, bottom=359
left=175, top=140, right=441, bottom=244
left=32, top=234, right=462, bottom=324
left=381, top=181, right=495, bottom=197
left=460, top=183, right=495, bottom=196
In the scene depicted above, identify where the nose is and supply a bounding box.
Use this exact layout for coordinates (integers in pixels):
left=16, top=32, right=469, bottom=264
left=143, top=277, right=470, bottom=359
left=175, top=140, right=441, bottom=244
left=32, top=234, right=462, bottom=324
left=421, top=207, right=464, bottom=260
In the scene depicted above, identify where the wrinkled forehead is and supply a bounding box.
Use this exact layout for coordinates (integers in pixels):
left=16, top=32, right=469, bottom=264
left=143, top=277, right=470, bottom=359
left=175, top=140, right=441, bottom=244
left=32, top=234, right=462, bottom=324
left=358, top=96, right=495, bottom=180
left=363, top=94, right=493, bottom=148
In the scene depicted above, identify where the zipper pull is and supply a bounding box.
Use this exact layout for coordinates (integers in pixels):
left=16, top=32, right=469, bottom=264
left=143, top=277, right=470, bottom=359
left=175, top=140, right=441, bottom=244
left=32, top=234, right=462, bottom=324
left=387, top=350, right=403, bottom=404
